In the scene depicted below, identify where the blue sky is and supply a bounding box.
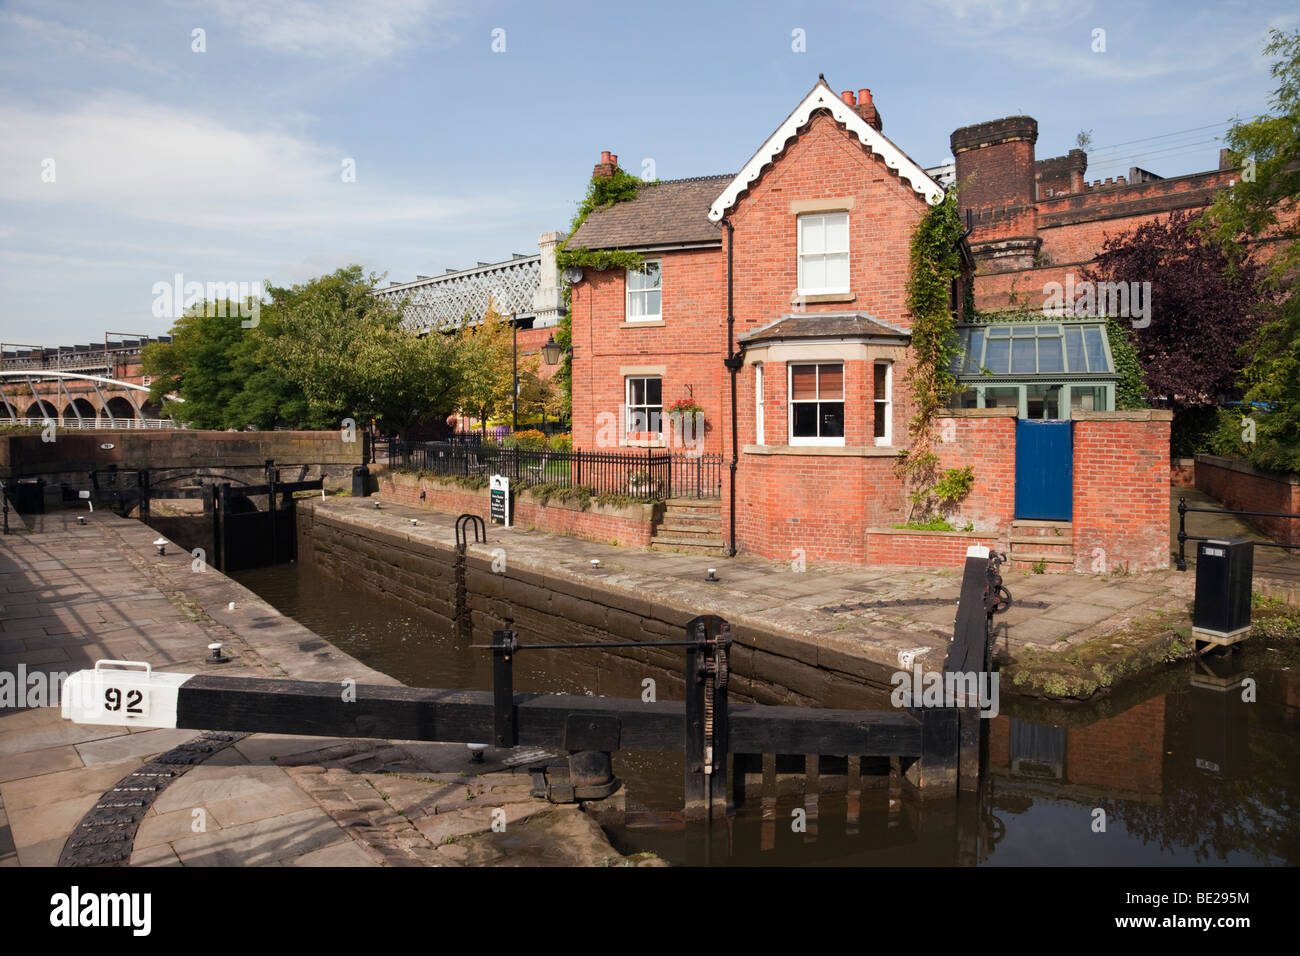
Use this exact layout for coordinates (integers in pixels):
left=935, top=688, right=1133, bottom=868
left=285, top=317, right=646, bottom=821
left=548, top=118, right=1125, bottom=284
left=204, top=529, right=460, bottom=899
left=1, top=0, right=1295, bottom=344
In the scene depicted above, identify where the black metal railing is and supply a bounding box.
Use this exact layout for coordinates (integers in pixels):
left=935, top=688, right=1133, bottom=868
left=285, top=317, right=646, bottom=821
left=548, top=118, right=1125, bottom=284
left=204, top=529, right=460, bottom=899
left=1176, top=495, right=1300, bottom=571
left=392, top=442, right=723, bottom=500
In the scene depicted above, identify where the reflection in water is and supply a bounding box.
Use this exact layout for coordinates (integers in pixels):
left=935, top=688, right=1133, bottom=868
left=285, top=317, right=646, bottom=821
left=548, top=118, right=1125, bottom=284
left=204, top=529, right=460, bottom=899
left=233, top=556, right=1300, bottom=866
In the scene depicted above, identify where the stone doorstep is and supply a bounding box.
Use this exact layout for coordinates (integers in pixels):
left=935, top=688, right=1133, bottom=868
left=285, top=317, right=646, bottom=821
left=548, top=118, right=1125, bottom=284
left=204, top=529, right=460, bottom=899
left=655, top=522, right=728, bottom=538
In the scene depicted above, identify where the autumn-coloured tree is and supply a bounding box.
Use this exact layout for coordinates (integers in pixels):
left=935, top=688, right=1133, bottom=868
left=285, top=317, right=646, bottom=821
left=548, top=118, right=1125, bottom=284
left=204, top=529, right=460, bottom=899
left=454, top=300, right=516, bottom=436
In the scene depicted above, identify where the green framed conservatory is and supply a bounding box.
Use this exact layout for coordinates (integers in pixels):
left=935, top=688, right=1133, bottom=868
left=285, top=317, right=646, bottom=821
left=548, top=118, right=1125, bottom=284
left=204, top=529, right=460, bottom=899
left=947, top=320, right=1119, bottom=420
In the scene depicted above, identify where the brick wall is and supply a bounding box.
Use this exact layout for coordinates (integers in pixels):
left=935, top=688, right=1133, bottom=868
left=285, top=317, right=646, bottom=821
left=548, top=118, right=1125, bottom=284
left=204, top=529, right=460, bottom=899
left=1195, top=454, right=1300, bottom=545
left=866, top=530, right=1001, bottom=568
left=570, top=246, right=725, bottom=454
left=1066, top=695, right=1166, bottom=794
left=1071, top=411, right=1172, bottom=572
left=733, top=452, right=897, bottom=563
left=933, top=411, right=1018, bottom=533
left=986, top=699, right=1166, bottom=795
left=377, top=472, right=660, bottom=547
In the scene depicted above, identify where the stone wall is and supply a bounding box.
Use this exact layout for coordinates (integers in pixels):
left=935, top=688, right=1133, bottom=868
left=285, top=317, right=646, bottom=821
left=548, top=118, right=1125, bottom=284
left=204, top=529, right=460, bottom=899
left=1, top=429, right=364, bottom=481
left=297, top=503, right=900, bottom=710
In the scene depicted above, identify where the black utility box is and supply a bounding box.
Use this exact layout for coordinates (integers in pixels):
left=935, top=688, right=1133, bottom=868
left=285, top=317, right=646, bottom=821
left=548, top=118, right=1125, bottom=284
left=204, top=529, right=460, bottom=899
left=12, top=478, right=46, bottom=515
left=351, top=465, right=370, bottom=498
left=1193, top=538, right=1253, bottom=636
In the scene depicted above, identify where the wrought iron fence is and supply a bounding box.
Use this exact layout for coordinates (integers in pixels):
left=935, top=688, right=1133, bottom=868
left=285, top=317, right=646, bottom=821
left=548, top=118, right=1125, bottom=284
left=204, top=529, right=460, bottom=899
left=1176, top=496, right=1300, bottom=571
left=392, top=442, right=723, bottom=500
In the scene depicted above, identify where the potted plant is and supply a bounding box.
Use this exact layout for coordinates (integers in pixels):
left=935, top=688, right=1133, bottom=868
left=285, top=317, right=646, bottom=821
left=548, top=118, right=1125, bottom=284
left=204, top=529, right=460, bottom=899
left=628, top=469, right=659, bottom=496
left=667, top=397, right=706, bottom=449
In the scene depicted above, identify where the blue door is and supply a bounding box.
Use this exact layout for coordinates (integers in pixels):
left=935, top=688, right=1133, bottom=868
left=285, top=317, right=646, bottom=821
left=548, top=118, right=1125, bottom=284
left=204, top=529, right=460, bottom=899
left=1015, top=420, right=1072, bottom=520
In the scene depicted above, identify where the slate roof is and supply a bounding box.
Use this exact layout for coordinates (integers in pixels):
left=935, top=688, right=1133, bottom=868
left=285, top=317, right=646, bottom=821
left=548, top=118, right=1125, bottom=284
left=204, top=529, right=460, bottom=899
left=739, top=312, right=909, bottom=343
left=565, top=175, right=731, bottom=250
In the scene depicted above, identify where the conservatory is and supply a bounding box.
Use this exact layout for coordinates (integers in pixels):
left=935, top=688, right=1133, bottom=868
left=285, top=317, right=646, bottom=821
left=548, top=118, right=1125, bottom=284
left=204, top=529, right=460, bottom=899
left=947, top=320, right=1119, bottom=419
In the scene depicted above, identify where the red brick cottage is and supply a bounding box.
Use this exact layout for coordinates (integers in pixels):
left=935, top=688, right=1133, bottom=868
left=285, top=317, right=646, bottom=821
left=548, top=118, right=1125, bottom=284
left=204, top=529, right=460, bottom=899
left=565, top=79, right=1171, bottom=572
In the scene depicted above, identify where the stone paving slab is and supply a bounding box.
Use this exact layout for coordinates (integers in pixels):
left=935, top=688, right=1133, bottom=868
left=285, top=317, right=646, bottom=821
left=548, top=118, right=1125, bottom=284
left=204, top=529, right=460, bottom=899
left=168, top=807, right=348, bottom=867
left=1, top=512, right=642, bottom=867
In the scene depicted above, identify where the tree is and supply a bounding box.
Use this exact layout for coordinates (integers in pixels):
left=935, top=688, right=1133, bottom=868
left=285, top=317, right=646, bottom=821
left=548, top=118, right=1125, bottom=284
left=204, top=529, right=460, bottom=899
left=1200, top=28, right=1300, bottom=472
left=1080, top=210, right=1266, bottom=409
left=141, top=297, right=317, bottom=429
left=140, top=306, right=245, bottom=428
left=454, top=301, right=516, bottom=435
left=263, top=266, right=460, bottom=436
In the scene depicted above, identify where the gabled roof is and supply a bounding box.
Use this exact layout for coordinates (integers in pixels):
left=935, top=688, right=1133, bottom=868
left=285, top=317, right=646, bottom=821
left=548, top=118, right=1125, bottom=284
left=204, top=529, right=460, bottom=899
left=565, top=175, right=730, bottom=250
left=709, top=79, right=945, bottom=221
left=739, top=311, right=909, bottom=344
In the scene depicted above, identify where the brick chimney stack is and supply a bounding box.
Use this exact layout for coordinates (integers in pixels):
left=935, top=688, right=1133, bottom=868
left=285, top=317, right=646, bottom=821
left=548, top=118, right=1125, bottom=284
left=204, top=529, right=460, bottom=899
left=592, top=150, right=619, bottom=179
left=951, top=116, right=1041, bottom=271
left=853, top=88, right=883, bottom=132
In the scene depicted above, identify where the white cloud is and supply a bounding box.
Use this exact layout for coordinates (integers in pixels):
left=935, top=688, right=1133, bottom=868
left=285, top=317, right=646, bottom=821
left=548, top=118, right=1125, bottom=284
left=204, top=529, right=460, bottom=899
left=0, top=11, right=173, bottom=74
left=200, top=0, right=465, bottom=60
left=0, top=91, right=515, bottom=232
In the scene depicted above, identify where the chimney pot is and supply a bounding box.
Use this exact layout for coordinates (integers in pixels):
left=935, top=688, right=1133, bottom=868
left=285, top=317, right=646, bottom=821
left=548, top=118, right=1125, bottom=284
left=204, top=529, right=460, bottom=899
left=601, top=150, right=611, bottom=163
left=858, top=89, right=872, bottom=106
left=610, top=154, right=618, bottom=167
left=840, top=90, right=856, bottom=105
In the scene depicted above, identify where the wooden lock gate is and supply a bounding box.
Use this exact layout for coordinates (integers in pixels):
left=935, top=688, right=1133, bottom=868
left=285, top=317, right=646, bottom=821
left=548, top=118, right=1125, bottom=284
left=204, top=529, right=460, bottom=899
left=62, top=545, right=1007, bottom=818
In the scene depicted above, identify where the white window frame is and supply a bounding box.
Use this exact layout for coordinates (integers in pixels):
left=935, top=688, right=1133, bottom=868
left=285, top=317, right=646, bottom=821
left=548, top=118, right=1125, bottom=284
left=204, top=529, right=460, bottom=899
left=796, top=212, right=850, bottom=296
left=754, top=363, right=765, bottom=445
left=625, top=259, right=662, bottom=322
left=625, top=375, right=662, bottom=437
left=788, top=362, right=845, bottom=447
left=873, top=361, right=892, bottom=446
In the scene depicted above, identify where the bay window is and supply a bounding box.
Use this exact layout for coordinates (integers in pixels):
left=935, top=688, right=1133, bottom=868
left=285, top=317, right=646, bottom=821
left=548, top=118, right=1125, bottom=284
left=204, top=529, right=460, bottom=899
left=789, top=363, right=844, bottom=445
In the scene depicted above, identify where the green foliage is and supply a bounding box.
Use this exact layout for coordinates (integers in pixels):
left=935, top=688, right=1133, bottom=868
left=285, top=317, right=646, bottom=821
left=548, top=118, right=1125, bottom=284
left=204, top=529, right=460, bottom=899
left=898, top=192, right=970, bottom=521
left=262, top=266, right=460, bottom=434
left=1032, top=559, right=1047, bottom=574
left=932, top=465, right=974, bottom=504
left=1200, top=29, right=1300, bottom=474
left=551, top=164, right=653, bottom=419
left=892, top=517, right=955, bottom=531
left=557, top=165, right=651, bottom=273
left=1105, top=317, right=1149, bottom=410
left=143, top=267, right=462, bottom=434
left=548, top=433, right=573, bottom=452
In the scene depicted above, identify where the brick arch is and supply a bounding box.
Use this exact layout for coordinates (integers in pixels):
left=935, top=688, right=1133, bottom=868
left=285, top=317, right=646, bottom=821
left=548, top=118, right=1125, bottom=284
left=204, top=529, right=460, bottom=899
left=24, top=399, right=57, bottom=419
left=101, top=396, right=138, bottom=422
left=62, top=398, right=97, bottom=423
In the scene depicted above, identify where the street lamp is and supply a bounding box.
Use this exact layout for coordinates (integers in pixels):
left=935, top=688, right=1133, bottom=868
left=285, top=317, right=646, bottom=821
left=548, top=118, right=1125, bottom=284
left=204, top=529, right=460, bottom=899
left=541, top=334, right=570, bottom=367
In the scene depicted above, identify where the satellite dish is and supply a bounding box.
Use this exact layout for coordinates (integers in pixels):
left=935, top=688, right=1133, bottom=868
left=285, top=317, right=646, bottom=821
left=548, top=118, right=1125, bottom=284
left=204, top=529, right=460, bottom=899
left=562, top=266, right=585, bottom=284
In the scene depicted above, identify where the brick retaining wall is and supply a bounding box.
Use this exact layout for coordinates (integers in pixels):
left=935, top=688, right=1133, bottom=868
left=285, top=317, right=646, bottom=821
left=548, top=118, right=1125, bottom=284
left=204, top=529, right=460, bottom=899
left=377, top=471, right=661, bottom=547
left=1195, top=454, right=1300, bottom=546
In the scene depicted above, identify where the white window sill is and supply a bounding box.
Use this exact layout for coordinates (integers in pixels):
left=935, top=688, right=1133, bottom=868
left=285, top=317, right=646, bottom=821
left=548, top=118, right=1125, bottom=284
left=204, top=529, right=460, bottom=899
left=794, top=290, right=854, bottom=303
left=744, top=444, right=899, bottom=457
left=623, top=437, right=666, bottom=448
left=788, top=438, right=846, bottom=447
left=621, top=318, right=665, bottom=327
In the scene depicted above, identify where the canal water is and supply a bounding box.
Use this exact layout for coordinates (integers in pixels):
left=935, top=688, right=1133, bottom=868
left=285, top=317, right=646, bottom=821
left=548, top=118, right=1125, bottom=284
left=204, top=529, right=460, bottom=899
left=233, top=555, right=1300, bottom=866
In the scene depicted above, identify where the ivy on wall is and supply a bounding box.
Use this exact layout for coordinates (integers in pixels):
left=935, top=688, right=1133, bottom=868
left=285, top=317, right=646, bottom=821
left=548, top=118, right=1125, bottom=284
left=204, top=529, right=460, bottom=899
left=553, top=165, right=655, bottom=414
left=897, top=191, right=970, bottom=521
